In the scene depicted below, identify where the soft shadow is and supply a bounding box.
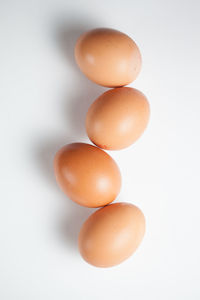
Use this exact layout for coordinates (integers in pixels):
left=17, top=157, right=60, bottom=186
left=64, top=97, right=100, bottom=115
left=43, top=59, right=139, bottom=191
left=55, top=21, right=106, bottom=138
left=62, top=83, right=106, bottom=139
left=34, top=134, right=95, bottom=250
left=55, top=23, right=88, bottom=69
left=34, top=134, right=95, bottom=249
left=35, top=136, right=75, bottom=188
left=53, top=21, right=104, bottom=248
left=36, top=20, right=106, bottom=249
left=57, top=201, right=95, bottom=250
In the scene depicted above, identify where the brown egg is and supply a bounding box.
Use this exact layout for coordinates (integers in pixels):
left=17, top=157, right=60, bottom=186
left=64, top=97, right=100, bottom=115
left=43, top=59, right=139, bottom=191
left=78, top=202, right=145, bottom=267
left=86, top=87, right=150, bottom=150
left=54, top=143, right=121, bottom=207
left=74, top=28, right=141, bottom=87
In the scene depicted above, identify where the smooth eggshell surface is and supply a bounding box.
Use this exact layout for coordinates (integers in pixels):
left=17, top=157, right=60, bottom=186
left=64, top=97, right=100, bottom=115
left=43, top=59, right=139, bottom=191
left=54, top=143, right=121, bottom=207
left=86, top=87, right=150, bottom=150
left=75, top=28, right=142, bottom=87
left=78, top=202, right=145, bottom=267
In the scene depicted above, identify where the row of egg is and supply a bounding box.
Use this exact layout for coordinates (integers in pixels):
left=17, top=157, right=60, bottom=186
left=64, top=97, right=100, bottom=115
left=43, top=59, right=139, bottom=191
left=54, top=28, right=150, bottom=267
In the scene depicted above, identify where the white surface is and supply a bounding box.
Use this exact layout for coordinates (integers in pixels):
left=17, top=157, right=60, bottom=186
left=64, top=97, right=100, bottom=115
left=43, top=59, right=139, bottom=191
left=1, top=0, right=200, bottom=299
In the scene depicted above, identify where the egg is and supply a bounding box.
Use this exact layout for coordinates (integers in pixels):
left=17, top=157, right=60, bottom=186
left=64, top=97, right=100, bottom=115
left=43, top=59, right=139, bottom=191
left=75, top=28, right=141, bottom=87
left=54, top=143, right=121, bottom=207
left=86, top=87, right=150, bottom=150
left=78, top=202, right=145, bottom=267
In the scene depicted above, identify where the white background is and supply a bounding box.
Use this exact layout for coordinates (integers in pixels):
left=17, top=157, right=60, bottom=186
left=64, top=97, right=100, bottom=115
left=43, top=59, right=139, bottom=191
left=1, top=0, right=200, bottom=299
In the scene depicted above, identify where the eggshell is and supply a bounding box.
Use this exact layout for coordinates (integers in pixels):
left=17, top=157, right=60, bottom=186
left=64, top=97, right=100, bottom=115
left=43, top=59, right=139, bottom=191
left=54, top=143, right=121, bottom=207
left=75, top=28, right=141, bottom=87
left=78, top=202, right=145, bottom=267
left=86, top=87, right=150, bottom=150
